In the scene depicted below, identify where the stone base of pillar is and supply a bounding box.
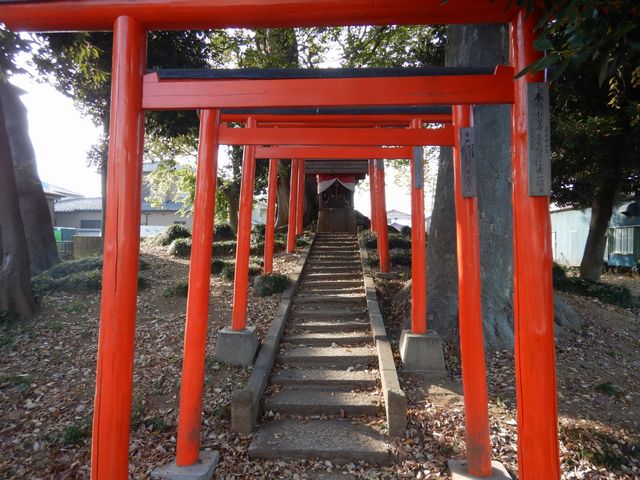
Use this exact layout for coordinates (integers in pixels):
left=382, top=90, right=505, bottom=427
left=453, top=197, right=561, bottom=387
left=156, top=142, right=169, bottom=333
left=399, top=330, right=447, bottom=378
left=214, top=326, right=258, bottom=366
left=152, top=451, right=220, bottom=480
left=375, top=271, right=398, bottom=280
left=448, top=459, right=512, bottom=480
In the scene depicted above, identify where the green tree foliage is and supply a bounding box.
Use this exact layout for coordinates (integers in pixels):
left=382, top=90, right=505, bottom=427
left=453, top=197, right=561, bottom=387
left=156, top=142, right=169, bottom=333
left=520, top=1, right=640, bottom=280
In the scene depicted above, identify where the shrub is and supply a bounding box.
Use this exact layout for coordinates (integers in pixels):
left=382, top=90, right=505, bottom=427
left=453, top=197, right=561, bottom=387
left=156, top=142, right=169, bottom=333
left=387, top=224, right=399, bottom=233
left=155, top=224, right=191, bottom=246
left=221, top=263, right=262, bottom=281
left=400, top=225, right=412, bottom=237
left=59, top=270, right=103, bottom=292
left=211, top=258, right=231, bottom=275
left=364, top=234, right=378, bottom=249
left=212, top=240, right=237, bottom=256
left=254, top=273, right=290, bottom=297
left=33, top=259, right=150, bottom=295
left=252, top=223, right=266, bottom=238
left=162, top=280, right=189, bottom=297
left=168, top=238, right=192, bottom=258
left=45, top=257, right=103, bottom=279
left=390, top=248, right=412, bottom=266
left=388, top=236, right=411, bottom=250
left=213, top=222, right=235, bottom=241
left=250, top=241, right=265, bottom=255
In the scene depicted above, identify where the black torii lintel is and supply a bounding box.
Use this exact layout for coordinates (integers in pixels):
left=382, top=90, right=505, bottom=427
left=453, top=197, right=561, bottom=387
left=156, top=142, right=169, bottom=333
left=219, top=106, right=452, bottom=116
left=152, top=66, right=497, bottom=80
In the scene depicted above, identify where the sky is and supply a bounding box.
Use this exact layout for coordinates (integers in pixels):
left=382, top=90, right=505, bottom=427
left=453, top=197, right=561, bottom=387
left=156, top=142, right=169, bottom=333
left=10, top=73, right=438, bottom=217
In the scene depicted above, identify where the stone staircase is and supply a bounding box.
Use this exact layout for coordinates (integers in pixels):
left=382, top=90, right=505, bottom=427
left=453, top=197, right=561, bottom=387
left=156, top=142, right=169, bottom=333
left=248, top=233, right=391, bottom=464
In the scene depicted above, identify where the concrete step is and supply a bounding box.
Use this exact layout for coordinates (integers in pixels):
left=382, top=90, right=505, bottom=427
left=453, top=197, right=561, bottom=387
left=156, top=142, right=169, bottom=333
left=278, top=346, right=376, bottom=367
left=271, top=368, right=378, bottom=388
left=249, top=419, right=391, bottom=464
left=301, top=280, right=363, bottom=289
left=304, top=271, right=362, bottom=278
left=264, top=388, right=381, bottom=416
left=307, top=261, right=361, bottom=268
left=290, top=320, right=369, bottom=333
left=298, top=287, right=364, bottom=296
left=282, top=331, right=371, bottom=346
left=295, top=295, right=366, bottom=306
left=307, top=262, right=361, bottom=267
left=292, top=308, right=367, bottom=320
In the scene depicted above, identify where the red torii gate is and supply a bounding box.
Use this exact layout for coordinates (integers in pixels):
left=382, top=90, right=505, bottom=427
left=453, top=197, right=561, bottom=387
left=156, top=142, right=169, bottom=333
left=0, top=2, right=559, bottom=480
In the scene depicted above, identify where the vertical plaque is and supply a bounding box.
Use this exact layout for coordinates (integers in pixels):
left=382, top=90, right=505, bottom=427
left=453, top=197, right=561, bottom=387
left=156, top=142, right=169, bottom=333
left=413, top=146, right=424, bottom=189
left=526, top=82, right=552, bottom=196
left=459, top=127, right=477, bottom=198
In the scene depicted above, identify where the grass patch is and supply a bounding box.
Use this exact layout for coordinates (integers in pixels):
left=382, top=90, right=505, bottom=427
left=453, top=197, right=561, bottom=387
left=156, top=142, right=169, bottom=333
left=594, top=381, right=621, bottom=397
left=63, top=299, right=86, bottom=314
left=154, top=224, right=191, bottom=246
left=1, top=374, right=32, bottom=388
left=162, top=280, right=189, bottom=298
left=50, top=421, right=92, bottom=446
left=553, top=264, right=637, bottom=309
left=254, top=273, right=290, bottom=297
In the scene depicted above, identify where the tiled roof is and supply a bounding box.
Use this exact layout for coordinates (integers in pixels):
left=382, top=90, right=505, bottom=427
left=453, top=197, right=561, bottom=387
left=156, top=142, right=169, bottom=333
left=54, top=197, right=184, bottom=213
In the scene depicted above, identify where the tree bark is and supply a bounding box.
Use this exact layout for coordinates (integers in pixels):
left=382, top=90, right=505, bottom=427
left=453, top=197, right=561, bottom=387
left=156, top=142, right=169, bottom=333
left=275, top=162, right=291, bottom=231
left=302, top=174, right=319, bottom=228
left=1, top=81, right=59, bottom=275
left=580, top=172, right=620, bottom=281
left=425, top=25, right=581, bottom=350
left=0, top=91, right=37, bottom=318
left=426, top=24, right=515, bottom=349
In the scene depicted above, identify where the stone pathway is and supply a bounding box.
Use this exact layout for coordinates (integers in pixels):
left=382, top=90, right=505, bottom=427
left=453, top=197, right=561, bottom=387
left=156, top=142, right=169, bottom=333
left=249, top=233, right=391, bottom=464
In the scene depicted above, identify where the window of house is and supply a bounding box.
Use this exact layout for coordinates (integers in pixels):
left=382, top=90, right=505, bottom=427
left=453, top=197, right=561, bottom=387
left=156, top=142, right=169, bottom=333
left=80, top=219, right=102, bottom=229
left=173, top=221, right=186, bottom=225
left=609, top=227, right=634, bottom=254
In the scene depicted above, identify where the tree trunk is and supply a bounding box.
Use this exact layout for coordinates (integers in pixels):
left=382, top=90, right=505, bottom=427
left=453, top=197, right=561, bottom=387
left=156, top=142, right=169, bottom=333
left=425, top=25, right=581, bottom=350
left=302, top=174, right=319, bottom=228
left=275, top=163, right=291, bottom=231
left=0, top=91, right=37, bottom=319
left=426, top=24, right=515, bottom=349
left=223, top=188, right=240, bottom=234
left=580, top=173, right=620, bottom=281
left=0, top=81, right=59, bottom=275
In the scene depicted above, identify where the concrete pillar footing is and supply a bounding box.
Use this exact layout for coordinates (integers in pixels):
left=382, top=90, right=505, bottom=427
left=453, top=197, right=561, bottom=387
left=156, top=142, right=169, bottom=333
left=399, top=329, right=447, bottom=377
left=448, top=459, right=512, bottom=479
left=151, top=451, right=220, bottom=480
left=375, top=271, right=398, bottom=280
left=214, top=326, right=259, bottom=366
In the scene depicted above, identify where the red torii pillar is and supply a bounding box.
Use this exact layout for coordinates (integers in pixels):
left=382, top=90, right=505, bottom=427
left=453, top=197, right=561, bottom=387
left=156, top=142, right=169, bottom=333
left=287, top=159, right=300, bottom=253
left=214, top=117, right=259, bottom=367
left=368, top=160, right=377, bottom=232
left=511, top=9, right=560, bottom=479
left=91, top=16, right=146, bottom=480
left=399, top=119, right=446, bottom=376
left=410, top=118, right=427, bottom=334
left=169, top=109, right=221, bottom=473
left=264, top=158, right=278, bottom=273
left=373, top=159, right=390, bottom=273
left=296, top=159, right=305, bottom=235
left=448, top=104, right=493, bottom=477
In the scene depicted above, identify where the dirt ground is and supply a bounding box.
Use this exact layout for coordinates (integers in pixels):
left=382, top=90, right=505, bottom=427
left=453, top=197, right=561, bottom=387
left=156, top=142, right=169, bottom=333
left=0, top=243, right=638, bottom=479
